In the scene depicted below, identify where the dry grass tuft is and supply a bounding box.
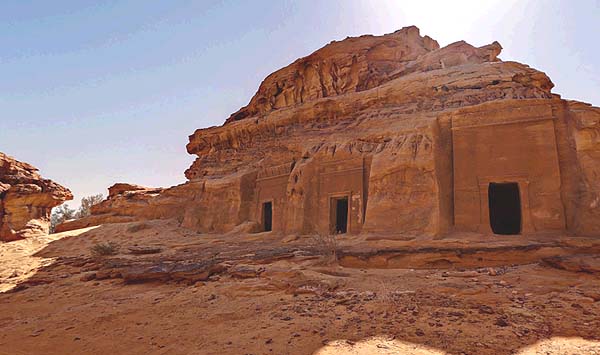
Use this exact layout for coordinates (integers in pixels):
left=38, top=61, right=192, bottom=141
left=90, top=242, right=120, bottom=257
left=376, top=280, right=417, bottom=308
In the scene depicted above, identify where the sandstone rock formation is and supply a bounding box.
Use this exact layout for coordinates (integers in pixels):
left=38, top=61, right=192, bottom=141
left=54, top=183, right=164, bottom=233
left=0, top=152, right=72, bottom=241
left=58, top=26, right=600, bottom=238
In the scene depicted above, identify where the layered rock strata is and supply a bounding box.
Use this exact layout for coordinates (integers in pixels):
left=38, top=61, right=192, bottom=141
left=0, top=153, right=72, bottom=241
left=58, top=26, right=600, bottom=238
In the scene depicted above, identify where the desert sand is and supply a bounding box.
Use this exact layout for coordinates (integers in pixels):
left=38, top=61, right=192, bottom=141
left=1, top=221, right=599, bottom=354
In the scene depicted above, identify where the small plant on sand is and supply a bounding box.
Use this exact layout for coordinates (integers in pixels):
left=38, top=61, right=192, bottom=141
left=376, top=281, right=416, bottom=308
left=309, top=234, right=339, bottom=265
left=90, top=241, right=120, bottom=257
left=376, top=280, right=402, bottom=307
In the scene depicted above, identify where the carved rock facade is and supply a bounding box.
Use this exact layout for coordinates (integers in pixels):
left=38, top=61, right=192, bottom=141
left=0, top=152, right=72, bottom=241
left=59, top=26, right=600, bottom=238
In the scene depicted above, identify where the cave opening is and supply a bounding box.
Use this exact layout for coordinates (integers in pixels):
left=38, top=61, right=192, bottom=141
left=488, top=182, right=522, bottom=235
left=262, top=201, right=272, bottom=232
left=332, top=197, right=348, bottom=234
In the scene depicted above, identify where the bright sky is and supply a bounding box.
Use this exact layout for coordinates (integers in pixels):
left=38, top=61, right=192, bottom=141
left=1, top=0, right=598, bottom=207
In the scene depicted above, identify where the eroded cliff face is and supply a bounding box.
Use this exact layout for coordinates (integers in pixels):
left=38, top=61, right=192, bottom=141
left=563, top=101, right=600, bottom=234
left=58, top=26, right=600, bottom=238
left=225, top=26, right=439, bottom=122
left=185, top=59, right=552, bottom=179
left=224, top=26, right=506, bottom=124
left=0, top=153, right=72, bottom=241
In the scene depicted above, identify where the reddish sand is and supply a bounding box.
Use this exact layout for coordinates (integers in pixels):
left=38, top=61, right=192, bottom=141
left=1, top=220, right=599, bottom=354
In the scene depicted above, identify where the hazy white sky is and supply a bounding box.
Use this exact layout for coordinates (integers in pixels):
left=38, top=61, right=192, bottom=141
left=1, top=0, right=598, bottom=207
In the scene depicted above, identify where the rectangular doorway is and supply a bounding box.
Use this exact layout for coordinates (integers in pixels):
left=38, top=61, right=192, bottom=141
left=262, top=201, right=272, bottom=232
left=488, top=183, right=521, bottom=235
left=331, top=197, right=348, bottom=234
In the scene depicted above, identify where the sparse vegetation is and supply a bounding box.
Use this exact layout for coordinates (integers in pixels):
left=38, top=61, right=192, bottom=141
left=375, top=280, right=417, bottom=309
left=90, top=241, right=120, bottom=257
left=50, top=204, right=76, bottom=233
left=76, top=194, right=104, bottom=218
left=309, top=234, right=339, bottom=264
left=376, top=280, right=402, bottom=307
left=49, top=194, right=104, bottom=233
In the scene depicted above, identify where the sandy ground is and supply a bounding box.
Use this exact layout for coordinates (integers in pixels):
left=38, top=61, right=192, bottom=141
left=0, top=227, right=97, bottom=293
left=1, top=220, right=599, bottom=355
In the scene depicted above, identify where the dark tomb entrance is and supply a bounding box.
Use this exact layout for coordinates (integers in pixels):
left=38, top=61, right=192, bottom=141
left=262, top=201, right=272, bottom=232
left=332, top=197, right=348, bottom=234
left=488, top=182, right=522, bottom=235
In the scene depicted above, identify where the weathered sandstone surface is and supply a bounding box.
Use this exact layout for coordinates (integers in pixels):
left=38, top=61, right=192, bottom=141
left=58, top=26, right=600, bottom=238
left=0, top=152, right=72, bottom=241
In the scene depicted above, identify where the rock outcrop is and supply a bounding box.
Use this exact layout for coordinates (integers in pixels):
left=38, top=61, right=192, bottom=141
left=58, top=26, right=600, bottom=239
left=224, top=26, right=504, bottom=124
left=0, top=153, right=72, bottom=241
left=54, top=183, right=165, bottom=233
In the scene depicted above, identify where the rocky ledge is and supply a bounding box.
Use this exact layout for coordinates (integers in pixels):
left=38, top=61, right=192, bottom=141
left=54, top=183, right=165, bottom=233
left=0, top=152, right=72, bottom=241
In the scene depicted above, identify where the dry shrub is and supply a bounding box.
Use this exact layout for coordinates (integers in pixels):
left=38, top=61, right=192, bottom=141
left=377, top=280, right=401, bottom=307
left=309, top=234, right=339, bottom=264
left=376, top=280, right=416, bottom=307
left=90, top=242, right=120, bottom=257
